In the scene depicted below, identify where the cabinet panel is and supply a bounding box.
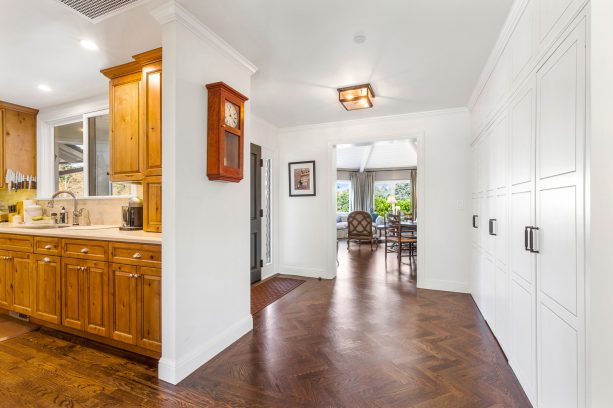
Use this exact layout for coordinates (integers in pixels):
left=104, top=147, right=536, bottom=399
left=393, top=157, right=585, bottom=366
left=510, top=280, right=536, bottom=402
left=536, top=19, right=585, bottom=408
left=34, top=237, right=61, bottom=256
left=0, top=234, right=33, bottom=253
left=83, top=261, right=109, bottom=336
left=110, top=73, right=142, bottom=181
left=62, top=239, right=108, bottom=261
left=110, top=263, right=137, bottom=344
left=109, top=242, right=161, bottom=268
left=143, top=176, right=162, bottom=233
left=540, top=304, right=578, bottom=408
left=3, top=109, right=36, bottom=181
left=510, top=85, right=535, bottom=186
left=11, top=253, right=33, bottom=315
left=142, top=62, right=162, bottom=177
left=32, top=255, right=61, bottom=324
left=62, top=260, right=85, bottom=330
left=538, top=36, right=579, bottom=179
left=137, top=267, right=161, bottom=351
left=0, top=253, right=10, bottom=310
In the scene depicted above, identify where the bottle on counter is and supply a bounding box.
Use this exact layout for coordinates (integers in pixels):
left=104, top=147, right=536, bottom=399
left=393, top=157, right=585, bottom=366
left=59, top=206, right=66, bottom=224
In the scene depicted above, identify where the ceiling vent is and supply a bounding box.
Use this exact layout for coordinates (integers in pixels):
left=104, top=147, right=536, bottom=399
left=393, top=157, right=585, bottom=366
left=57, top=0, right=148, bottom=23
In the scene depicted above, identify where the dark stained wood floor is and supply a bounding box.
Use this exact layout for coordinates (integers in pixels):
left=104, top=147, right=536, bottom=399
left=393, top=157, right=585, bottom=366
left=0, top=244, right=531, bottom=407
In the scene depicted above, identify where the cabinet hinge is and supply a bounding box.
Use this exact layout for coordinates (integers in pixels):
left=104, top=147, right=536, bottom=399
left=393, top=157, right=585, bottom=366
left=260, top=259, right=264, bottom=268
left=260, top=159, right=264, bottom=167
left=260, top=209, right=264, bottom=218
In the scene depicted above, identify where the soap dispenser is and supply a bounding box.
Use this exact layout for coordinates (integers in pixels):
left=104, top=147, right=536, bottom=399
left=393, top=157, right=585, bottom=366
left=59, top=206, right=66, bottom=224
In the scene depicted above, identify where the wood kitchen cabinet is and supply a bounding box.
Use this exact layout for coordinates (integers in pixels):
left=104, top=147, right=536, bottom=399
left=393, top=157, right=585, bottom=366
left=110, top=263, right=161, bottom=352
left=61, top=258, right=109, bottom=337
left=0, top=251, right=34, bottom=316
left=108, top=72, right=142, bottom=181
left=102, top=48, right=162, bottom=182
left=102, top=49, right=163, bottom=233
left=143, top=176, right=162, bottom=233
left=0, top=234, right=161, bottom=358
left=32, top=255, right=61, bottom=324
left=0, top=101, right=38, bottom=189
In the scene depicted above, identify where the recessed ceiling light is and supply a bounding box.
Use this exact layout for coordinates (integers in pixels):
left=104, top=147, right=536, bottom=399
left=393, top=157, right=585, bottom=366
left=37, top=84, right=52, bottom=92
left=353, top=34, right=367, bottom=44
left=80, top=39, right=99, bottom=51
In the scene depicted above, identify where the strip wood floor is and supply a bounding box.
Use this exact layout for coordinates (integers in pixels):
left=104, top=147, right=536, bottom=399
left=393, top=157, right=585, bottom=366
left=0, top=243, right=531, bottom=407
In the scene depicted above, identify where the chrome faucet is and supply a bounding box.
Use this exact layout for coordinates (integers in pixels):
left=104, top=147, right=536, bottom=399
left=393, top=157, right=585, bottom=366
left=47, top=190, right=83, bottom=225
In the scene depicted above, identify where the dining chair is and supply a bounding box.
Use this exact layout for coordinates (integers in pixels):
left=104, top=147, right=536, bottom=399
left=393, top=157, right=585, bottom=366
left=384, top=213, right=417, bottom=270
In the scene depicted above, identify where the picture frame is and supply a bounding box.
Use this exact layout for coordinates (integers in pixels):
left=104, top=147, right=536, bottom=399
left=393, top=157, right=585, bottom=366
left=288, top=161, right=316, bottom=197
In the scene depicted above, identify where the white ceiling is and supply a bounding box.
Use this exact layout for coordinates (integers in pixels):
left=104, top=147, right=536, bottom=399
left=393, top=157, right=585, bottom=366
left=0, top=0, right=164, bottom=109
left=179, top=0, right=513, bottom=127
left=1, top=0, right=512, bottom=127
left=336, top=140, right=417, bottom=170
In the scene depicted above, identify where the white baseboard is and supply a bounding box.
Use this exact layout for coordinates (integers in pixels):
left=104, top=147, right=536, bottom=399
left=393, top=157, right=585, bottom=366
left=418, top=278, right=470, bottom=294
left=158, top=314, right=253, bottom=385
left=279, top=265, right=334, bottom=279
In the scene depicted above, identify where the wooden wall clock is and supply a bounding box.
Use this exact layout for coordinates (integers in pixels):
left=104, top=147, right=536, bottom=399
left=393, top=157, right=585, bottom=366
left=206, top=82, right=249, bottom=182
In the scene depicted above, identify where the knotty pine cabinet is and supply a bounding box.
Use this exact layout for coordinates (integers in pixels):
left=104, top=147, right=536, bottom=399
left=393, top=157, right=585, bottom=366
left=0, top=234, right=162, bottom=358
left=0, top=101, right=38, bottom=189
left=102, top=49, right=163, bottom=233
left=110, top=263, right=161, bottom=352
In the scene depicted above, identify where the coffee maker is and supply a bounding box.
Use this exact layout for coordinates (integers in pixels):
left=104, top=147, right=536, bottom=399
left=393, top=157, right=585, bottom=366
left=120, top=197, right=143, bottom=231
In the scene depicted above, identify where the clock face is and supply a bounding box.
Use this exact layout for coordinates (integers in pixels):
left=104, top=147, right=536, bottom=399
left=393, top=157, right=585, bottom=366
left=224, top=101, right=239, bottom=128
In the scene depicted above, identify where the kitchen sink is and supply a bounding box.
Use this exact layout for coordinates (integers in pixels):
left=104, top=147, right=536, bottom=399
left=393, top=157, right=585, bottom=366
left=9, top=224, right=71, bottom=229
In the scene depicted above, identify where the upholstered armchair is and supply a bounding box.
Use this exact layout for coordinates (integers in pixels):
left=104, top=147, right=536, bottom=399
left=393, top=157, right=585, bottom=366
left=347, top=211, right=377, bottom=251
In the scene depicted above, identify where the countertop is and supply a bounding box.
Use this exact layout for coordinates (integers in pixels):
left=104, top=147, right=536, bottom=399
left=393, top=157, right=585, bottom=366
left=0, top=224, right=162, bottom=245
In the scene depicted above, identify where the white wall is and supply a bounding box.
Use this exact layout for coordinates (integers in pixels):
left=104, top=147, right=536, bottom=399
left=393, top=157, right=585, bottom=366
left=588, top=1, right=613, bottom=405
left=156, top=2, right=257, bottom=384
left=250, top=114, right=280, bottom=280
left=277, top=109, right=472, bottom=292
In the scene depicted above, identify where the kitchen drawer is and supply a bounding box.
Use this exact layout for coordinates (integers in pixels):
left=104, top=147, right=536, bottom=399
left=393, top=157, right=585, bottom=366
left=34, top=236, right=61, bottom=256
left=109, top=242, right=161, bottom=267
left=62, top=239, right=108, bottom=261
left=0, top=234, right=33, bottom=252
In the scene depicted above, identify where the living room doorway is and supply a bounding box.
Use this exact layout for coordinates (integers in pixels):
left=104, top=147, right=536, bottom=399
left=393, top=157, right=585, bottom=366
left=334, top=138, right=419, bottom=280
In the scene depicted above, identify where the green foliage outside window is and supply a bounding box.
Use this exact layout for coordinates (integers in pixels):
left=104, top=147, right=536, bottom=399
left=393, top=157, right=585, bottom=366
left=337, top=189, right=349, bottom=212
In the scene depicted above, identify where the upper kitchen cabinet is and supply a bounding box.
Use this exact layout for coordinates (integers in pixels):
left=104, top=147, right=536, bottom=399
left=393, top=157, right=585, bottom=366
left=0, top=101, right=38, bottom=189
left=101, top=48, right=162, bottom=182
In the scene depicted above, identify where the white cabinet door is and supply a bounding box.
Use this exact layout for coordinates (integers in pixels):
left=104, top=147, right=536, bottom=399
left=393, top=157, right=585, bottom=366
left=508, top=77, right=537, bottom=405
left=535, top=18, right=586, bottom=408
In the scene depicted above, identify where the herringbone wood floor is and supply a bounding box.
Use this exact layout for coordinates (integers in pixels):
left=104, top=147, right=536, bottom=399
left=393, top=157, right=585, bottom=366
left=0, top=244, right=531, bottom=407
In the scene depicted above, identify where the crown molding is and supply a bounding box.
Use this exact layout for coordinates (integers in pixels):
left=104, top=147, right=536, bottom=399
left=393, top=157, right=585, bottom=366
left=467, top=0, right=530, bottom=110
left=279, top=107, right=469, bottom=133
left=151, top=1, right=258, bottom=74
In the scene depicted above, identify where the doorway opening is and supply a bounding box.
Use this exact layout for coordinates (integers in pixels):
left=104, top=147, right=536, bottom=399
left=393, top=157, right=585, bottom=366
left=334, top=138, right=419, bottom=281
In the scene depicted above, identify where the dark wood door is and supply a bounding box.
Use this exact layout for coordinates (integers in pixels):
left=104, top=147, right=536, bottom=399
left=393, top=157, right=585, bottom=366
left=250, top=143, right=262, bottom=284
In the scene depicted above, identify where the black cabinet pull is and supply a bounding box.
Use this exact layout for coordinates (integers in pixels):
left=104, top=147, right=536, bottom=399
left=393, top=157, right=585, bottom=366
left=472, top=215, right=478, bottom=229
left=529, top=227, right=540, bottom=253
left=489, top=219, right=497, bottom=236
left=524, top=226, right=530, bottom=251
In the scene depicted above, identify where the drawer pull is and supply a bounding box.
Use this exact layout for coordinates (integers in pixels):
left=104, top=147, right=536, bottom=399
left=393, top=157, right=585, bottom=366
left=132, top=252, right=143, bottom=259
left=133, top=274, right=140, bottom=279
left=80, top=248, right=89, bottom=254
left=44, top=244, right=53, bottom=250
left=42, top=257, right=51, bottom=264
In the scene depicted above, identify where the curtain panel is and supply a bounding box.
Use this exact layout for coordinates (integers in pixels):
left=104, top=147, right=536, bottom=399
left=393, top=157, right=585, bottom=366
left=410, top=169, right=417, bottom=219
left=349, top=172, right=375, bottom=212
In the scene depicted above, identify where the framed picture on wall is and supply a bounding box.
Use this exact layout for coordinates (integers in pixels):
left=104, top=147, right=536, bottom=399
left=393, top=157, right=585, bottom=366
left=288, top=161, right=316, bottom=197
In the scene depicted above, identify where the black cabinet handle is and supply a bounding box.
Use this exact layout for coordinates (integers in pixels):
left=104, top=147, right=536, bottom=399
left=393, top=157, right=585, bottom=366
left=472, top=215, right=478, bottom=229
left=529, top=227, right=540, bottom=253
left=524, top=226, right=530, bottom=251
left=489, top=219, right=497, bottom=236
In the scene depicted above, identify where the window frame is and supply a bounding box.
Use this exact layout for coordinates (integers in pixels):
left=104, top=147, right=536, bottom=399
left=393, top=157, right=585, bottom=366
left=41, top=108, right=136, bottom=199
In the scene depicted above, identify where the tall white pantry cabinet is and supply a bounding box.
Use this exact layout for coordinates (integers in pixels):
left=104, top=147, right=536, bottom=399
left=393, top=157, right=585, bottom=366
left=470, top=1, right=588, bottom=407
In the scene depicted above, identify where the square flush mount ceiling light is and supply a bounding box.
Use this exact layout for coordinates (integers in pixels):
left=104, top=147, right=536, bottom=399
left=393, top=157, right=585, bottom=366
left=337, top=83, right=375, bottom=111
